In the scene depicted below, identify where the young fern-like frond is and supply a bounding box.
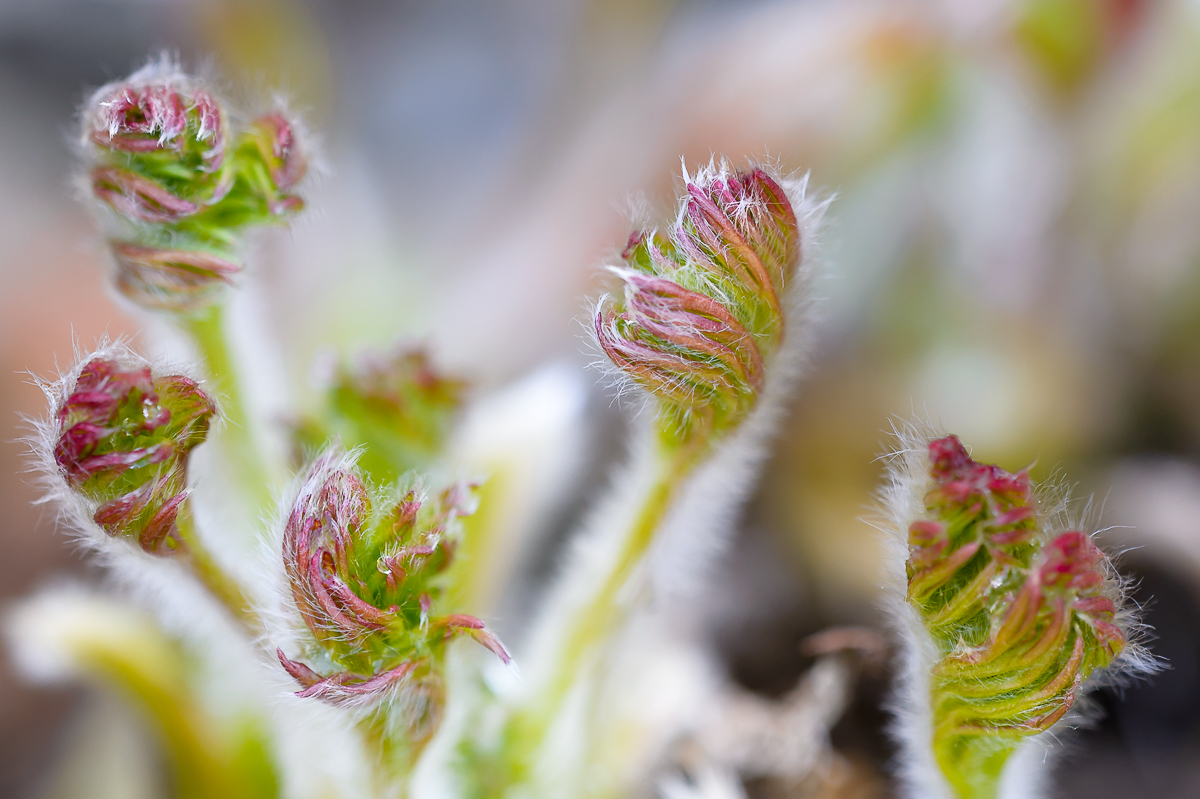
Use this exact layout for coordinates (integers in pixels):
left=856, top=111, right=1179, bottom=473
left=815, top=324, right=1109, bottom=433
left=265, top=450, right=510, bottom=777
left=458, top=159, right=825, bottom=797
left=880, top=427, right=1154, bottom=799
left=80, top=54, right=315, bottom=513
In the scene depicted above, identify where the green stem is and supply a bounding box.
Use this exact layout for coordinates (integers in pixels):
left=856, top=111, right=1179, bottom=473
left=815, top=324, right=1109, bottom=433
left=362, top=712, right=420, bottom=799
left=935, top=731, right=1016, bottom=799
left=498, top=439, right=704, bottom=789
left=445, top=473, right=507, bottom=616
left=64, top=601, right=276, bottom=799
left=175, top=507, right=258, bottom=633
left=86, top=636, right=242, bottom=799
left=183, top=304, right=279, bottom=516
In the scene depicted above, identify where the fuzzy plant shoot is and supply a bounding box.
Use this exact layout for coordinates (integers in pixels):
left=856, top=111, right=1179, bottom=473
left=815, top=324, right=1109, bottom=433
left=272, top=451, right=510, bottom=772
left=52, top=355, right=215, bottom=553
left=883, top=432, right=1149, bottom=799
left=83, top=59, right=307, bottom=306
left=292, top=348, right=466, bottom=484
left=36, top=345, right=250, bottom=621
left=473, top=160, right=821, bottom=795
left=594, top=164, right=800, bottom=447
left=81, top=55, right=311, bottom=510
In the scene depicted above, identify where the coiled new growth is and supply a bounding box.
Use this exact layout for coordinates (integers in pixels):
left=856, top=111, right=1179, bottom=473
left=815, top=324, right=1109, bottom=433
left=79, top=57, right=315, bottom=511
left=887, top=433, right=1143, bottom=799
left=595, top=162, right=799, bottom=445
left=49, top=352, right=216, bottom=553
left=81, top=56, right=309, bottom=314
left=481, top=160, right=817, bottom=795
left=275, top=453, right=508, bottom=744
left=36, top=346, right=253, bottom=624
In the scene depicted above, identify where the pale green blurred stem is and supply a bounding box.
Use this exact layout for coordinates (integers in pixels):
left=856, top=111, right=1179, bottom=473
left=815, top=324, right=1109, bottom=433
left=72, top=620, right=263, bottom=799
left=183, top=304, right=279, bottom=515
left=445, top=474, right=507, bottom=615
left=362, top=716, right=418, bottom=799
left=937, top=736, right=1013, bottom=799
left=502, top=437, right=705, bottom=783
left=174, top=508, right=257, bottom=632
left=90, top=651, right=230, bottom=799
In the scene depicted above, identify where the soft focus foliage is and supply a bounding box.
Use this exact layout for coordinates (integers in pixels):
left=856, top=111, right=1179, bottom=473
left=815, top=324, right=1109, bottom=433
left=895, top=435, right=1134, bottom=798
left=292, top=348, right=465, bottom=484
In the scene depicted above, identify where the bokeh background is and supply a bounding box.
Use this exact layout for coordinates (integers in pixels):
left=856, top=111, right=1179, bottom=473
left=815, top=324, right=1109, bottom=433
left=4, top=0, right=1200, bottom=796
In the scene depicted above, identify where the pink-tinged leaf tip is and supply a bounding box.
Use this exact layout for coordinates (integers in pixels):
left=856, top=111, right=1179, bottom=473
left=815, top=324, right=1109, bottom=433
left=53, top=356, right=215, bottom=553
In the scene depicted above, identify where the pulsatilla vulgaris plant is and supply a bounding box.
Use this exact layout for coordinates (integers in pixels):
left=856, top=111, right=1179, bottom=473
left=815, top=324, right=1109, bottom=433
left=83, top=56, right=305, bottom=312
left=594, top=165, right=798, bottom=443
left=54, top=355, right=214, bottom=553
left=472, top=159, right=818, bottom=796
left=882, top=431, right=1151, bottom=799
left=5, top=54, right=1149, bottom=799
left=274, top=452, right=508, bottom=752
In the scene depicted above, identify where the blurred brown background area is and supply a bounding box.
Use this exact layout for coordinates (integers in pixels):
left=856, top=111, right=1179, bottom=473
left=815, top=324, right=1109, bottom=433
left=5, top=0, right=1200, bottom=796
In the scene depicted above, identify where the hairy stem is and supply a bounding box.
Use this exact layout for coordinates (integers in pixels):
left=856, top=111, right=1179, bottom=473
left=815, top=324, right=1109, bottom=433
left=935, top=734, right=1014, bottom=799
left=499, top=439, right=704, bottom=788
left=174, top=508, right=257, bottom=631
left=361, top=713, right=413, bottom=799
left=183, top=304, right=279, bottom=515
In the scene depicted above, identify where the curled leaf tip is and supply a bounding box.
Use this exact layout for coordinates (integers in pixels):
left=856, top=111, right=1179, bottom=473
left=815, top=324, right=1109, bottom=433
left=277, top=453, right=506, bottom=728
left=79, top=60, right=312, bottom=315
left=53, top=355, right=215, bottom=553
left=900, top=434, right=1130, bottom=797
left=595, top=160, right=804, bottom=442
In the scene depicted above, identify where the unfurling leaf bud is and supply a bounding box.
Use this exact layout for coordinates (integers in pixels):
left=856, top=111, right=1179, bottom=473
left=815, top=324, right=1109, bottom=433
left=293, top=347, right=465, bottom=483
left=904, top=435, right=1128, bottom=798
left=79, top=57, right=312, bottom=314
left=595, top=161, right=801, bottom=442
left=276, top=453, right=506, bottom=734
left=85, top=74, right=233, bottom=219
left=52, top=356, right=216, bottom=553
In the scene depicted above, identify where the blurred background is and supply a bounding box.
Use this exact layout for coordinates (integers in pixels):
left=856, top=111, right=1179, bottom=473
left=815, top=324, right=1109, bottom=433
left=3, top=0, right=1200, bottom=796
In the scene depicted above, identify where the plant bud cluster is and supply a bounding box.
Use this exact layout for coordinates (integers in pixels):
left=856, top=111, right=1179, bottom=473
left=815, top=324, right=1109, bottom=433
left=595, top=162, right=800, bottom=443
left=53, top=356, right=216, bottom=552
left=277, top=454, right=507, bottom=731
left=82, top=57, right=309, bottom=313
left=906, top=436, right=1126, bottom=797
left=293, top=348, right=465, bottom=484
